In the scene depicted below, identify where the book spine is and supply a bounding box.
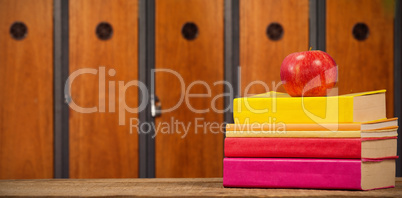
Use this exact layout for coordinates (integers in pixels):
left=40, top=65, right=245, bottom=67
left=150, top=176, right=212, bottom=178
left=226, top=123, right=361, bottom=131
left=225, top=130, right=361, bottom=138
left=224, top=138, right=361, bottom=158
left=223, top=158, right=362, bottom=190
left=233, top=97, right=354, bottom=124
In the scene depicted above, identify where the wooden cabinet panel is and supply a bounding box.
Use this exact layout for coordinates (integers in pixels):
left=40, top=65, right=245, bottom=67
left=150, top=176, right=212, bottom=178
left=69, top=0, right=138, bottom=178
left=240, top=0, right=309, bottom=95
left=327, top=0, right=395, bottom=118
left=155, top=0, right=224, bottom=178
left=0, top=0, right=53, bottom=179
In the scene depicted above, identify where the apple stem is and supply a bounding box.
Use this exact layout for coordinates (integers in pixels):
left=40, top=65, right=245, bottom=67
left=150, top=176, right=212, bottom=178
left=309, top=46, right=312, bottom=51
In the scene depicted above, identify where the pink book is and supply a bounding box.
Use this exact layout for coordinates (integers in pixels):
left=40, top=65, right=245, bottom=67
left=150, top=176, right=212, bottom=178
left=223, top=158, right=396, bottom=190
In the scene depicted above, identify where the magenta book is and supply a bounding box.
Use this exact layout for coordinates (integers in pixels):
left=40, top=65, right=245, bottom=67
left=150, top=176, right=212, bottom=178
left=223, top=158, right=395, bottom=190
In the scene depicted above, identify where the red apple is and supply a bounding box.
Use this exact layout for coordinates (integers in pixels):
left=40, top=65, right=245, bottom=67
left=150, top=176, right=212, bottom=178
left=280, top=50, right=337, bottom=97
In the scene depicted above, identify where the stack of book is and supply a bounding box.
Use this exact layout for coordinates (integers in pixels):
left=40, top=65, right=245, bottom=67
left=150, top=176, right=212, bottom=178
left=223, top=90, right=398, bottom=190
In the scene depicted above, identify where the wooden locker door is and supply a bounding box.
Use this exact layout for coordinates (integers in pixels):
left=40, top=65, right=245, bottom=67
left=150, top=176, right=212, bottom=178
left=327, top=0, right=395, bottom=118
left=0, top=0, right=53, bottom=179
left=69, top=0, right=138, bottom=178
left=240, top=0, right=309, bottom=95
left=155, top=0, right=224, bottom=177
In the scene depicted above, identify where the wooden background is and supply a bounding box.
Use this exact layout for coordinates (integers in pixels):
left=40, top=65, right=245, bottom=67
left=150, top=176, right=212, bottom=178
left=0, top=0, right=53, bottom=179
left=240, top=0, right=309, bottom=95
left=327, top=0, right=395, bottom=118
left=155, top=0, right=224, bottom=178
left=69, top=0, right=139, bottom=178
left=0, top=0, right=397, bottom=179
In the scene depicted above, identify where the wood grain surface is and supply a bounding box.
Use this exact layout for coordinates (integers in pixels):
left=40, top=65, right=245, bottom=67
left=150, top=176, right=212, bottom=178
left=155, top=0, right=224, bottom=178
left=1, top=178, right=402, bottom=197
left=69, top=0, right=138, bottom=178
left=327, top=0, right=395, bottom=118
left=240, top=0, right=309, bottom=96
left=0, top=0, right=53, bottom=179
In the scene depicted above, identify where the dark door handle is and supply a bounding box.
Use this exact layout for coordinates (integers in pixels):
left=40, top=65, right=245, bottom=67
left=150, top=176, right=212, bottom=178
left=151, top=95, right=162, bottom=118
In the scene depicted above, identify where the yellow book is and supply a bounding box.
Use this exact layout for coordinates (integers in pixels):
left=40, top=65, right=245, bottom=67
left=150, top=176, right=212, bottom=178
left=233, top=90, right=386, bottom=124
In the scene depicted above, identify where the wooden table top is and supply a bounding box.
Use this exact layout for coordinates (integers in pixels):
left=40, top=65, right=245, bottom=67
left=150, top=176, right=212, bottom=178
left=1, top=178, right=402, bottom=197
